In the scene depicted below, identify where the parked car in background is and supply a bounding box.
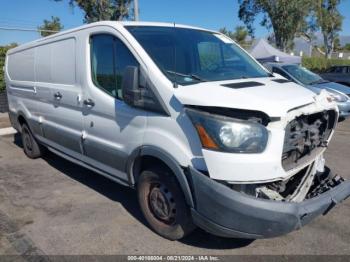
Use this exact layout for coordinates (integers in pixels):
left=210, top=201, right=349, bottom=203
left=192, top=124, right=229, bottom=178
left=265, top=63, right=350, bottom=120
left=321, top=66, right=350, bottom=87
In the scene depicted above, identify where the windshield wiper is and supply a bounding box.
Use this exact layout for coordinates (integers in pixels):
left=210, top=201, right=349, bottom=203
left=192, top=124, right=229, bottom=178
left=166, top=70, right=207, bottom=82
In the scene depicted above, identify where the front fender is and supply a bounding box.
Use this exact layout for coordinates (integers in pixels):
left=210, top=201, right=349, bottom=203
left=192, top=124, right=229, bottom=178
left=127, top=145, right=195, bottom=208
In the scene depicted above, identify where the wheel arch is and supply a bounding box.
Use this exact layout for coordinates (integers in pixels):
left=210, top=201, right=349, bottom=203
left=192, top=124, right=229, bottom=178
left=16, top=111, right=29, bottom=132
left=127, top=145, right=195, bottom=208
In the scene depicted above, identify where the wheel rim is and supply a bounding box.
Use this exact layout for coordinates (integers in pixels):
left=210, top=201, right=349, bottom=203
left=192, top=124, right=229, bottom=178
left=149, top=183, right=176, bottom=225
left=23, top=129, right=33, bottom=152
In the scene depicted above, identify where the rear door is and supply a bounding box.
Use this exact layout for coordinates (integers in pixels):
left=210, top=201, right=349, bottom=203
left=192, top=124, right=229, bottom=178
left=81, top=30, right=147, bottom=180
left=6, top=48, right=40, bottom=133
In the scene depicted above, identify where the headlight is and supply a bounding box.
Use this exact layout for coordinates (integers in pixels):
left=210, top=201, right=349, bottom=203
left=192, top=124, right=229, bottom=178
left=186, top=108, right=268, bottom=153
left=327, top=89, right=348, bottom=102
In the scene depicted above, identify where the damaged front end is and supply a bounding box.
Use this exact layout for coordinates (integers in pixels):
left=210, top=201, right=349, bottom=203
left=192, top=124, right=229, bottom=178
left=223, top=109, right=341, bottom=203
left=188, top=107, right=350, bottom=239
left=282, top=110, right=336, bottom=172
left=189, top=164, right=350, bottom=239
left=229, top=160, right=345, bottom=203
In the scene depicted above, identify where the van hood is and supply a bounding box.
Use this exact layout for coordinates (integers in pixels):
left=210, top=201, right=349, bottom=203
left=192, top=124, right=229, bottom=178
left=174, top=77, right=317, bottom=117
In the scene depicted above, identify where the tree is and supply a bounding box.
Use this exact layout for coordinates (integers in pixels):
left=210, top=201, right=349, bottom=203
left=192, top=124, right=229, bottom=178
left=343, top=43, right=350, bottom=51
left=238, top=0, right=314, bottom=52
left=219, top=26, right=249, bottom=45
left=232, top=26, right=249, bottom=45
left=219, top=27, right=234, bottom=40
left=55, top=0, right=134, bottom=23
left=333, top=37, right=341, bottom=51
left=38, top=16, right=63, bottom=37
left=314, top=0, right=343, bottom=58
left=0, top=43, right=18, bottom=92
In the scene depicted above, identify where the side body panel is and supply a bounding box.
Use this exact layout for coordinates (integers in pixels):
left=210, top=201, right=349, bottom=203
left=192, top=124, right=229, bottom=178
left=321, top=67, right=350, bottom=85
left=37, top=38, right=84, bottom=154
left=5, top=23, right=199, bottom=185
left=5, top=47, right=40, bottom=134
left=79, top=26, right=148, bottom=180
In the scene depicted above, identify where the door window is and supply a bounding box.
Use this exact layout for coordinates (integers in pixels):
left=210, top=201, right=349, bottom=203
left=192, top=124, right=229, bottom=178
left=90, top=34, right=139, bottom=99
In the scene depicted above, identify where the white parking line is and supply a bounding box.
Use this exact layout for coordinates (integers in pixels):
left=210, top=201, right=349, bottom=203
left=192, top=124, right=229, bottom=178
left=0, top=127, right=17, bottom=136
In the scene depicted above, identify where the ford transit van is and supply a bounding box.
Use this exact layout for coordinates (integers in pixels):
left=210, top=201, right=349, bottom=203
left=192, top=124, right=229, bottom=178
left=5, top=21, right=350, bottom=240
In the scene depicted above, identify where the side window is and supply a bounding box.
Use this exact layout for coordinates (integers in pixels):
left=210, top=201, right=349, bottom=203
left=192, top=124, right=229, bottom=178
left=90, top=34, right=139, bottom=99
left=91, top=35, right=116, bottom=96
left=114, top=39, right=139, bottom=99
left=334, top=66, right=344, bottom=74
left=326, top=67, right=335, bottom=73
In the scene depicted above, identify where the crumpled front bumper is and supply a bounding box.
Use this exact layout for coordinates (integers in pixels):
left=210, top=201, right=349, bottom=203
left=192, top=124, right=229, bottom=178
left=188, top=167, right=350, bottom=239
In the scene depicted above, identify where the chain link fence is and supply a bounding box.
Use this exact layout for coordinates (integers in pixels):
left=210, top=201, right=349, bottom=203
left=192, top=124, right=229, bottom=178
left=0, top=91, right=9, bottom=113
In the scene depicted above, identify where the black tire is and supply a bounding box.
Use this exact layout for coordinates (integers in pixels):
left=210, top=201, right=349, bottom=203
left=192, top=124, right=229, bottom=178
left=21, top=123, right=44, bottom=159
left=137, top=167, right=195, bottom=240
left=338, top=116, right=345, bottom=122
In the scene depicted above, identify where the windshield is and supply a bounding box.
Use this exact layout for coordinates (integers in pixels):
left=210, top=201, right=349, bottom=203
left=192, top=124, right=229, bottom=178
left=126, top=26, right=269, bottom=85
left=281, top=65, right=325, bottom=85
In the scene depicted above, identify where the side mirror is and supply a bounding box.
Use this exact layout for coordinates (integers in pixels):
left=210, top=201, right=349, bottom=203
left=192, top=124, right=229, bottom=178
left=121, top=66, right=166, bottom=114
left=122, top=66, right=141, bottom=106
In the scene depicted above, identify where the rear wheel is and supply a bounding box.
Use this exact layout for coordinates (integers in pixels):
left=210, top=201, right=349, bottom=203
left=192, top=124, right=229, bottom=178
left=21, top=123, right=44, bottom=159
left=137, top=167, right=195, bottom=240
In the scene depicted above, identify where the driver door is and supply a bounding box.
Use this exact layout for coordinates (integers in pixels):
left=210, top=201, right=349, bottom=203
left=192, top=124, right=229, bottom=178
left=82, top=32, right=147, bottom=181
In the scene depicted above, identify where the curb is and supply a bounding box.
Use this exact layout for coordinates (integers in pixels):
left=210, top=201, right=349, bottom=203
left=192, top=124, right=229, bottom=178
left=0, top=127, right=17, bottom=136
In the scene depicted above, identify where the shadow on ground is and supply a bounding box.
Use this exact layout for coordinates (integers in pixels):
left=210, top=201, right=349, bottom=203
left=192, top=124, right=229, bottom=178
left=12, top=133, right=254, bottom=250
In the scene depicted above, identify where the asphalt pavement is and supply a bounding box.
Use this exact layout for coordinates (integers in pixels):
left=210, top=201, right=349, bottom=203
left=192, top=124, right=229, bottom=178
left=0, top=120, right=349, bottom=255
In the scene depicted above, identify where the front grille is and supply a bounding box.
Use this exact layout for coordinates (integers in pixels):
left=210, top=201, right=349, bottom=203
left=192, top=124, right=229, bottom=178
left=282, top=110, right=336, bottom=171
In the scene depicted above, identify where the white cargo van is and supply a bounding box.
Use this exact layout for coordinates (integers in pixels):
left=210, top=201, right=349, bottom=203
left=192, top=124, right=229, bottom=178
left=5, top=21, right=350, bottom=240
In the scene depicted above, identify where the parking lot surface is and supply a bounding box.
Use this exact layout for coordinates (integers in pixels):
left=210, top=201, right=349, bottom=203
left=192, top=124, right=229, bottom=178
left=0, top=120, right=349, bottom=255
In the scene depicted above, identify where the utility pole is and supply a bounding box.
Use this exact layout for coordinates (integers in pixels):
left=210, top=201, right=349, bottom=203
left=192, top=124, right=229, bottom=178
left=134, top=0, right=139, bottom=21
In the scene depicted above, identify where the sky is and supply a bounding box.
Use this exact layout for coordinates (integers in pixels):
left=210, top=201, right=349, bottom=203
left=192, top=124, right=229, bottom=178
left=0, top=0, right=350, bottom=45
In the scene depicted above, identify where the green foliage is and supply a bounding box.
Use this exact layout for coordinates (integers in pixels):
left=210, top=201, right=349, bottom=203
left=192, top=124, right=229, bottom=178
left=38, top=16, right=64, bottom=37
left=233, top=26, right=249, bottom=45
left=238, top=0, right=313, bottom=51
left=333, top=37, right=341, bottom=51
left=0, top=43, right=18, bottom=93
left=219, top=27, right=234, bottom=39
left=302, top=57, right=350, bottom=73
left=219, top=26, right=248, bottom=45
left=344, top=44, right=350, bottom=51
left=54, top=0, right=133, bottom=23
left=314, top=0, right=343, bottom=58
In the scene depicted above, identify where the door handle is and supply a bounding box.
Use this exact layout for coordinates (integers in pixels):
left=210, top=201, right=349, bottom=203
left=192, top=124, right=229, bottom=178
left=83, top=99, right=95, bottom=107
left=54, top=92, right=62, bottom=100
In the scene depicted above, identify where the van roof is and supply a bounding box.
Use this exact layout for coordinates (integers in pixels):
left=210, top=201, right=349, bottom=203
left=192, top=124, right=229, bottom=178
left=7, top=21, right=217, bottom=55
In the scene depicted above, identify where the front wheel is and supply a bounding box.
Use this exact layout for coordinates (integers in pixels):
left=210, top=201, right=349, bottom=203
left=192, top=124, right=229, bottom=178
left=137, top=167, right=195, bottom=240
